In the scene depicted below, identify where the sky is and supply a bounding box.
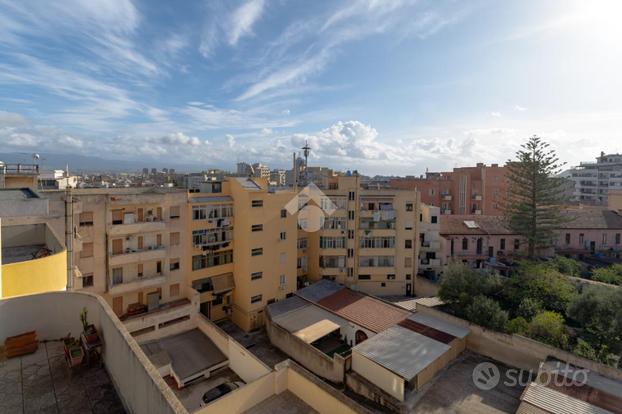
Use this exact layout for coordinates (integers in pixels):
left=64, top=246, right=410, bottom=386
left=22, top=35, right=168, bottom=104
left=1, top=0, right=622, bottom=175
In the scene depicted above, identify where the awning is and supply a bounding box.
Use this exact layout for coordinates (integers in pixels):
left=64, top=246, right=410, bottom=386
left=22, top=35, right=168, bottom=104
left=212, top=273, right=235, bottom=294
left=293, top=319, right=341, bottom=344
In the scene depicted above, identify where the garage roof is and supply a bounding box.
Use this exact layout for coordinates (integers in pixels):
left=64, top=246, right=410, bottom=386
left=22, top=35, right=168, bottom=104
left=270, top=302, right=348, bottom=340
left=353, top=325, right=450, bottom=381
left=407, top=313, right=470, bottom=339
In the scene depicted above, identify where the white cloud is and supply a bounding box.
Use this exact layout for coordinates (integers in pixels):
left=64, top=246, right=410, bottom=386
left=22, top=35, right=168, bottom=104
left=226, top=134, right=236, bottom=148
left=228, top=0, right=265, bottom=45
left=514, top=105, right=527, bottom=111
left=158, top=132, right=202, bottom=146
left=490, top=111, right=502, bottom=117
left=260, top=128, right=272, bottom=135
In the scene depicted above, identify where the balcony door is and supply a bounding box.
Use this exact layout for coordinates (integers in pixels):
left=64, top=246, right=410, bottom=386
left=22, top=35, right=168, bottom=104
left=112, top=296, right=123, bottom=316
left=112, top=238, right=123, bottom=255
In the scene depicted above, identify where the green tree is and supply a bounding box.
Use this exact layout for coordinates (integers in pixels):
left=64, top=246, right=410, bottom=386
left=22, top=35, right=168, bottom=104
left=517, top=297, right=542, bottom=321
left=501, top=262, right=577, bottom=315
left=527, top=311, right=568, bottom=349
left=549, top=256, right=581, bottom=276
left=504, top=136, right=568, bottom=258
left=439, top=264, right=502, bottom=317
left=573, top=338, right=597, bottom=360
left=567, top=285, right=622, bottom=355
left=465, top=295, right=508, bottom=331
left=506, top=317, right=529, bottom=335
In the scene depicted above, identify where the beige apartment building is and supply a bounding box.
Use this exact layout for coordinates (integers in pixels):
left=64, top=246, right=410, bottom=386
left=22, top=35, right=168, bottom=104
left=187, top=177, right=298, bottom=332
left=302, top=174, right=421, bottom=296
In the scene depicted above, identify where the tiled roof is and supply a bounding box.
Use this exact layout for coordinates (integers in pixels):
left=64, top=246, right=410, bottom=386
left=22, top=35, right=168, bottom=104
left=440, top=215, right=514, bottom=236
left=559, top=206, right=622, bottom=229
left=317, top=288, right=410, bottom=333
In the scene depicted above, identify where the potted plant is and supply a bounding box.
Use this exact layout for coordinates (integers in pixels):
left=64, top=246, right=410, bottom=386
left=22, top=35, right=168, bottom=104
left=80, top=307, right=99, bottom=344
left=63, top=334, right=84, bottom=366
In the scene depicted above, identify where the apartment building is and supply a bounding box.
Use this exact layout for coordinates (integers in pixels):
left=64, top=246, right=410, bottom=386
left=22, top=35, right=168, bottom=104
left=69, top=188, right=187, bottom=319
left=187, top=177, right=298, bottom=332
left=418, top=204, right=443, bottom=278
left=390, top=163, right=507, bottom=215
left=564, top=152, right=622, bottom=204
left=302, top=174, right=420, bottom=296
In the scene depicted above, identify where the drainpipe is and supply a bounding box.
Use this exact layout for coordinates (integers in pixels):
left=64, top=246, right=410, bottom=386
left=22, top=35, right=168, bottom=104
left=65, top=189, right=74, bottom=290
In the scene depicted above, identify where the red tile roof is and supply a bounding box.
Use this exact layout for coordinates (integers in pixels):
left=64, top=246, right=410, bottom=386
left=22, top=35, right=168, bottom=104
left=440, top=215, right=515, bottom=236
left=317, top=288, right=410, bottom=333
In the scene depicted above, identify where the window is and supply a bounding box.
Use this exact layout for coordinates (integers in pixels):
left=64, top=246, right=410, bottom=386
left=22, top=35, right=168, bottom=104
left=579, top=233, right=584, bottom=245
left=405, top=240, right=412, bottom=249
left=112, top=209, right=123, bottom=225
left=82, top=273, right=94, bottom=288
left=192, top=250, right=233, bottom=270
left=81, top=242, right=94, bottom=258
left=347, top=267, right=354, bottom=277
left=431, top=216, right=438, bottom=224
left=297, top=238, right=308, bottom=249
left=251, top=271, right=263, bottom=280
left=251, top=294, right=262, bottom=304
left=112, top=268, right=123, bottom=285
left=359, top=256, right=395, bottom=267
left=358, top=274, right=371, bottom=280
left=319, top=256, right=346, bottom=268
left=462, top=238, right=468, bottom=250
left=156, top=261, right=162, bottom=274
left=192, top=228, right=233, bottom=246
left=169, top=283, right=180, bottom=297
left=169, top=206, right=180, bottom=219
left=405, top=257, right=412, bottom=268
left=405, top=221, right=413, bottom=230
left=192, top=204, right=233, bottom=220
left=387, top=274, right=396, bottom=280
left=406, top=203, right=413, bottom=212
left=280, top=232, right=286, bottom=240
left=170, top=232, right=180, bottom=246
left=137, top=263, right=143, bottom=277
left=79, top=212, right=94, bottom=226
left=406, top=274, right=411, bottom=280
left=279, top=274, right=286, bottom=287
left=347, top=248, right=354, bottom=258
left=565, top=233, right=571, bottom=244
left=320, top=236, right=346, bottom=249
left=348, top=210, right=355, bottom=220
left=514, top=239, right=520, bottom=250
left=419, top=213, right=423, bottom=222
left=280, top=209, right=287, bottom=218
left=500, top=238, right=506, bottom=250
left=602, top=233, right=608, bottom=245
left=616, top=233, right=621, bottom=245
left=251, top=224, right=263, bottom=232
left=324, top=217, right=346, bottom=230
left=381, top=282, right=386, bottom=287
left=360, top=237, right=395, bottom=248
left=280, top=252, right=287, bottom=264
left=170, top=258, right=180, bottom=271
left=348, top=191, right=355, bottom=201
left=348, top=230, right=354, bottom=239
left=251, top=199, right=263, bottom=207
left=251, top=248, right=263, bottom=256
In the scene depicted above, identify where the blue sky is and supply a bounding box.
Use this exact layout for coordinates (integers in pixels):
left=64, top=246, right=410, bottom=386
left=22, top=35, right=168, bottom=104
left=1, top=0, right=622, bottom=175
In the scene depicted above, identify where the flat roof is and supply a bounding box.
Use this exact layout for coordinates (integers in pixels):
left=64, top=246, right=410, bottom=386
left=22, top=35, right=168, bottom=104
left=141, top=329, right=227, bottom=381
left=266, top=295, right=308, bottom=318
left=270, top=302, right=348, bottom=343
left=408, top=313, right=470, bottom=339
left=234, top=177, right=262, bottom=190
left=354, top=325, right=450, bottom=381
left=0, top=188, right=40, bottom=200
left=296, top=279, right=344, bottom=303
left=190, top=196, right=233, bottom=203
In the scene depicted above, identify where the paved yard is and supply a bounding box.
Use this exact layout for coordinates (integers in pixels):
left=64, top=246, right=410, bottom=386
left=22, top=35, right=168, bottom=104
left=413, top=352, right=526, bottom=414
left=0, top=340, right=125, bottom=414
left=168, top=367, right=242, bottom=413
left=217, top=320, right=288, bottom=368
left=243, top=390, right=318, bottom=414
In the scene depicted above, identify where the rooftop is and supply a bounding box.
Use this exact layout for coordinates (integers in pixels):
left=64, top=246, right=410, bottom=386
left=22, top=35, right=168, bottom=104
left=0, top=340, right=125, bottom=414
left=559, top=206, right=622, bottom=229
left=353, top=325, right=450, bottom=381
left=296, top=279, right=344, bottom=303
left=0, top=187, right=40, bottom=200
left=440, top=215, right=514, bottom=235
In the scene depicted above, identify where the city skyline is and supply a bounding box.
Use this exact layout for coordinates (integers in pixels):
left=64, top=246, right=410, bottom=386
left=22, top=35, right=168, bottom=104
left=2, top=0, right=622, bottom=175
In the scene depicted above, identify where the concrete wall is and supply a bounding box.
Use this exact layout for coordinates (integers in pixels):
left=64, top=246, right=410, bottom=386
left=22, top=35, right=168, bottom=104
left=415, top=304, right=622, bottom=381
left=1, top=248, right=67, bottom=298
left=196, top=371, right=275, bottom=414
left=265, top=314, right=348, bottom=383
left=351, top=351, right=404, bottom=401
left=0, top=291, right=185, bottom=414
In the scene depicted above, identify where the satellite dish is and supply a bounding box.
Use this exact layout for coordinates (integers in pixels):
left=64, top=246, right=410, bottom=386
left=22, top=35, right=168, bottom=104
left=32, top=153, right=40, bottom=162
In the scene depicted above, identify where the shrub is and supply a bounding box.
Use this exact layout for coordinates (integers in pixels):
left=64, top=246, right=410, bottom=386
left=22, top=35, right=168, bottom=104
left=549, top=256, right=581, bottom=276
left=439, top=264, right=502, bottom=317
left=527, top=311, right=568, bottom=349
left=517, top=297, right=542, bottom=321
left=591, top=266, right=622, bottom=285
left=465, top=295, right=508, bottom=331
left=573, top=338, right=597, bottom=360
left=506, top=317, right=529, bottom=335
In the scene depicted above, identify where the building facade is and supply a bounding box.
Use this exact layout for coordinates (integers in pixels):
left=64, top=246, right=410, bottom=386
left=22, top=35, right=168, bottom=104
left=390, top=163, right=507, bottom=215
left=564, top=152, right=622, bottom=204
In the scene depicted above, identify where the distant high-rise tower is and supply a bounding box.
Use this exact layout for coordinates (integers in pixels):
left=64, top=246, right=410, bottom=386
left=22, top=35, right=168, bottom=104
left=301, top=140, right=311, bottom=186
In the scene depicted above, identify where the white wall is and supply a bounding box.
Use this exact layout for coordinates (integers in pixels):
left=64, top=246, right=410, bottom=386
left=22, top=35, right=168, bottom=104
left=351, top=351, right=404, bottom=401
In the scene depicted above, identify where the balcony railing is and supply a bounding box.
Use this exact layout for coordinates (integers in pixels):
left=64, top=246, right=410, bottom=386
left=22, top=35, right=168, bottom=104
left=0, top=163, right=39, bottom=175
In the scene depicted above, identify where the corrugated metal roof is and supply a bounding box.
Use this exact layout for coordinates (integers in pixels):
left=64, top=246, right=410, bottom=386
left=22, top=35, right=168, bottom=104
left=266, top=295, right=308, bottom=318
left=234, top=177, right=261, bottom=190
left=520, top=382, right=612, bottom=414
left=542, top=360, right=622, bottom=398
left=296, top=279, right=344, bottom=303
left=408, top=313, right=470, bottom=339
left=317, top=288, right=410, bottom=333
left=353, top=325, right=450, bottom=381
left=271, top=303, right=348, bottom=336
left=398, top=319, right=456, bottom=344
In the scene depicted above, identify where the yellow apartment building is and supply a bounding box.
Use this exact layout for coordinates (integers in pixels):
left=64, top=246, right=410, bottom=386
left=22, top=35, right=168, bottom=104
left=187, top=177, right=298, bottom=332
left=302, top=174, right=421, bottom=296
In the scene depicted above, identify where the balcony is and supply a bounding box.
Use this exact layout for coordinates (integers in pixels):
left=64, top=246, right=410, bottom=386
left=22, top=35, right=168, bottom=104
left=109, top=245, right=166, bottom=266
left=441, top=193, right=452, bottom=201
left=108, top=219, right=166, bottom=236
left=122, top=297, right=194, bottom=334
left=109, top=273, right=166, bottom=295
left=421, top=240, right=441, bottom=250
left=420, top=258, right=441, bottom=267
left=441, top=209, right=452, bottom=214
left=472, top=194, right=482, bottom=201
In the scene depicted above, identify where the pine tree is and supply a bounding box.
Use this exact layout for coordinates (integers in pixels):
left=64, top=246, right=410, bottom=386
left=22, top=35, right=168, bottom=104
left=504, top=135, right=567, bottom=258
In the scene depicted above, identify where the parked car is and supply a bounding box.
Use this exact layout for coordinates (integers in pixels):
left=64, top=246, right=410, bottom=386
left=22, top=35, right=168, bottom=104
left=200, top=381, right=245, bottom=406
